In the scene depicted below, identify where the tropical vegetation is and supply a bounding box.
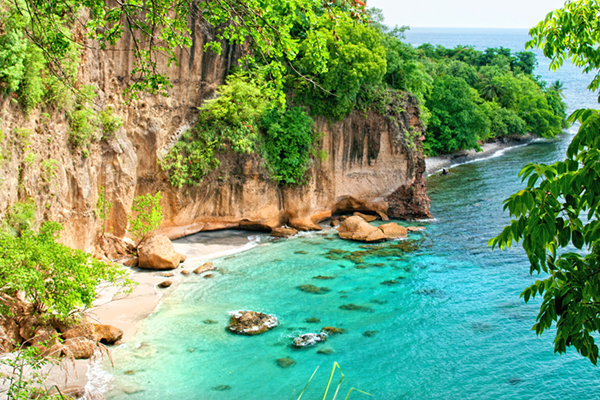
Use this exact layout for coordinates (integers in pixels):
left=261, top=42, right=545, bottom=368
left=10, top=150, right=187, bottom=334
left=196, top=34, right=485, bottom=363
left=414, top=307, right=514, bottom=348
left=0, top=201, right=132, bottom=319
left=491, top=0, right=600, bottom=365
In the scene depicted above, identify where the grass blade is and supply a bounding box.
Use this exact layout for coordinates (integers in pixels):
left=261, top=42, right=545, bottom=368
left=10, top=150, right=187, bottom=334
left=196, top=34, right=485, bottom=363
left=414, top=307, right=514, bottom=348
left=297, top=366, right=319, bottom=400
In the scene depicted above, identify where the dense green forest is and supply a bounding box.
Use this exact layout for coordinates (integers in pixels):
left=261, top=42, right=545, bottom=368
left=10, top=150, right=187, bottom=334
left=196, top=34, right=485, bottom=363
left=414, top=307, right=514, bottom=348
left=163, top=10, right=568, bottom=186
left=0, top=0, right=567, bottom=187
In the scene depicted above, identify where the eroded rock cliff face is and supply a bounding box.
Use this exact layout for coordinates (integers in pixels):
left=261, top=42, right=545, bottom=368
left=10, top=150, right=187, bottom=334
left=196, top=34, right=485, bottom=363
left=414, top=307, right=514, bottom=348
left=0, top=18, right=430, bottom=251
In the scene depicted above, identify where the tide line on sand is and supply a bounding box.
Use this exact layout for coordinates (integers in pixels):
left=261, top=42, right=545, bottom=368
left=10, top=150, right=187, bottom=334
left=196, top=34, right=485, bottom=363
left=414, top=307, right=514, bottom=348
left=425, top=135, right=536, bottom=176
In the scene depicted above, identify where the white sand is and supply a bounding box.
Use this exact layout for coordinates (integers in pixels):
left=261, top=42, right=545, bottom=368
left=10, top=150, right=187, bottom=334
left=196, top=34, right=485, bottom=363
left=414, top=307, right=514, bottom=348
left=41, top=238, right=257, bottom=398
left=425, top=135, right=534, bottom=176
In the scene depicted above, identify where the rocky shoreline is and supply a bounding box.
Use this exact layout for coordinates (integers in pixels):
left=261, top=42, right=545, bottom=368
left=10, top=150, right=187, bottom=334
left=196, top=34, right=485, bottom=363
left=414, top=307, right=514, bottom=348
left=425, top=134, right=534, bottom=176
left=2, top=214, right=426, bottom=399
left=6, top=234, right=261, bottom=399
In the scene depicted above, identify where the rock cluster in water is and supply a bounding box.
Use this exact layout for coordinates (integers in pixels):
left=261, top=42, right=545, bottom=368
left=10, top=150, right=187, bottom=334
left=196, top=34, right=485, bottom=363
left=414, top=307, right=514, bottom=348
left=292, top=332, right=328, bottom=347
left=336, top=215, right=425, bottom=243
left=227, top=310, right=279, bottom=336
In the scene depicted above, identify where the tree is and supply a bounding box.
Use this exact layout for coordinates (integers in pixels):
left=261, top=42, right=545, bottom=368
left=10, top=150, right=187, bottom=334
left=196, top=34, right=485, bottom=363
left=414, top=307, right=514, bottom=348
left=424, top=74, right=490, bottom=155
left=490, top=0, right=600, bottom=365
left=12, top=0, right=368, bottom=101
left=0, top=221, right=132, bottom=318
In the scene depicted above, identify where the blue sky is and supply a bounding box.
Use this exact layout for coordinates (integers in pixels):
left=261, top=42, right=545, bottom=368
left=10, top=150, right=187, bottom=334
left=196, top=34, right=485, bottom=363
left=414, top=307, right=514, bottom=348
left=368, top=0, right=567, bottom=29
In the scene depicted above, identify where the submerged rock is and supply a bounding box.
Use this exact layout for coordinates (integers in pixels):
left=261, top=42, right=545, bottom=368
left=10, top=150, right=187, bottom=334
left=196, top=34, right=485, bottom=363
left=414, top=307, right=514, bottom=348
left=227, top=311, right=278, bottom=336
left=337, top=216, right=386, bottom=242
left=292, top=333, right=328, bottom=348
left=317, top=347, right=335, bottom=355
left=193, top=262, right=215, bottom=274
left=321, top=326, right=346, bottom=335
left=313, top=275, right=336, bottom=280
left=305, top=317, right=320, bottom=323
left=276, top=357, right=296, bottom=368
left=344, top=254, right=365, bottom=264
left=414, top=288, right=446, bottom=298
left=363, top=330, right=378, bottom=338
left=122, top=385, right=145, bottom=395
left=298, top=285, right=331, bottom=294
left=339, top=304, right=373, bottom=312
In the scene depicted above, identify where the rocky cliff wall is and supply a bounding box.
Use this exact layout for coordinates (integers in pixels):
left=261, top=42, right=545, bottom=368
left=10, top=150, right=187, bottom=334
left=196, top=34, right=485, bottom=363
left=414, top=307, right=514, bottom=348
left=0, top=18, right=430, bottom=252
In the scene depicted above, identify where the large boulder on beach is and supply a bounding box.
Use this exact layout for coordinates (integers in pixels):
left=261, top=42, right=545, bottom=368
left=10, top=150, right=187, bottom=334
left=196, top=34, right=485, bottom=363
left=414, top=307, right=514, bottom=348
left=63, top=338, right=97, bottom=359
left=137, top=233, right=185, bottom=270
left=337, top=216, right=386, bottom=242
left=94, top=324, right=123, bottom=344
left=62, top=323, right=123, bottom=345
left=227, top=311, right=278, bottom=336
left=97, top=233, right=136, bottom=261
left=378, top=223, right=408, bottom=239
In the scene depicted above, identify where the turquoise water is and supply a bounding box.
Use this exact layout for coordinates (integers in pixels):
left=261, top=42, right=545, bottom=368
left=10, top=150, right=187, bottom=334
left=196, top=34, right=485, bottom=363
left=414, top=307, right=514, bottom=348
left=104, top=135, right=600, bottom=399
left=103, top=29, right=600, bottom=399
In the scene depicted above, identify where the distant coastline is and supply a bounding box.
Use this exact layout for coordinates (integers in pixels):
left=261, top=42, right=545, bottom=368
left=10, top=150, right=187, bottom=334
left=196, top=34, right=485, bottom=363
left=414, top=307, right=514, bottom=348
left=425, top=134, right=534, bottom=176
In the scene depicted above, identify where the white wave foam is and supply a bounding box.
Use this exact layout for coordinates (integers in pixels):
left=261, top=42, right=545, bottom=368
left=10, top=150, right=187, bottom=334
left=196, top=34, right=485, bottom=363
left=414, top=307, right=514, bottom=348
left=444, top=142, right=532, bottom=171
left=184, top=240, right=261, bottom=265
left=84, top=354, right=113, bottom=399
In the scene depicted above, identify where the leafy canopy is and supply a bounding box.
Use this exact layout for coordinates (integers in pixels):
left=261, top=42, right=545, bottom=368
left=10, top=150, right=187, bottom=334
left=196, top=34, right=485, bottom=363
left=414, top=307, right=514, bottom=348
left=491, top=0, right=600, bottom=365
left=13, top=0, right=368, bottom=100
left=0, top=212, right=132, bottom=318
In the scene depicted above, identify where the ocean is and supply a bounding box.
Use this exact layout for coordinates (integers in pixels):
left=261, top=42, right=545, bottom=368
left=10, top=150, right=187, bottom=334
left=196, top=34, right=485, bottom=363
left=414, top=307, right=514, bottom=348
left=101, top=29, right=600, bottom=399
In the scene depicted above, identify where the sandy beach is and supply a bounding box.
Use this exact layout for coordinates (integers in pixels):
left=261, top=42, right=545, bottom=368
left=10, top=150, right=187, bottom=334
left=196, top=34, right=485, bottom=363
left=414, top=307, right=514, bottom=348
left=39, top=230, right=262, bottom=398
left=425, top=134, right=534, bottom=176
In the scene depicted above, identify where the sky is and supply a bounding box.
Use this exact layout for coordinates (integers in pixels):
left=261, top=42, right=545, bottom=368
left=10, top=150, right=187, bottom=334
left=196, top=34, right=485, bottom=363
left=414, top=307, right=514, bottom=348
left=368, top=0, right=567, bottom=29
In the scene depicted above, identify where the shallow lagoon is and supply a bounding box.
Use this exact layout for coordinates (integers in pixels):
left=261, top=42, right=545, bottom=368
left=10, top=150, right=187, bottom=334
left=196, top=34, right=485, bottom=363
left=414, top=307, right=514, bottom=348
left=103, top=28, right=600, bottom=400
left=104, top=134, right=600, bottom=399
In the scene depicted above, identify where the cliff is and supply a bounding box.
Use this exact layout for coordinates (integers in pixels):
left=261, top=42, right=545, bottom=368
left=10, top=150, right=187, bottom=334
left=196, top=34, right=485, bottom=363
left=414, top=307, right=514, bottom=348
left=0, top=18, right=430, bottom=252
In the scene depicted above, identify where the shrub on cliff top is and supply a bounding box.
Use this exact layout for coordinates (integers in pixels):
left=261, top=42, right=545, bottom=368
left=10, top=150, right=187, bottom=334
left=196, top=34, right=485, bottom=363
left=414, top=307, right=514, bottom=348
left=293, top=17, right=387, bottom=120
